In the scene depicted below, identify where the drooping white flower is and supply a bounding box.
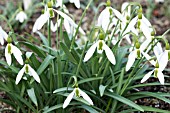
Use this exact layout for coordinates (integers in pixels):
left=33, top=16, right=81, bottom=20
left=119, top=2, right=138, bottom=44
left=53, top=9, right=85, bottom=35
left=23, top=0, right=32, bottom=10
left=63, top=87, right=93, bottom=108
left=130, top=14, right=152, bottom=38
left=141, top=52, right=165, bottom=85
left=50, top=19, right=61, bottom=32
left=15, top=64, right=40, bottom=84
left=97, top=6, right=123, bottom=32
left=69, top=0, right=80, bottom=9
left=126, top=41, right=149, bottom=71
left=16, top=11, right=27, bottom=23
left=0, top=26, right=8, bottom=45
left=32, top=11, right=50, bottom=32
left=5, top=43, right=23, bottom=66
left=84, top=40, right=116, bottom=65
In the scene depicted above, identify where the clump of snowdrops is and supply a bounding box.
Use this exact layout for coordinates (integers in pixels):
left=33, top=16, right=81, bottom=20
left=0, top=0, right=170, bottom=113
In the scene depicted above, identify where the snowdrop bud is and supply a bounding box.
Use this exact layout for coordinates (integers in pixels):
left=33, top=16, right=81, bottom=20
left=49, top=8, right=54, bottom=18
left=99, top=33, right=105, bottom=40
left=137, top=49, right=140, bottom=58
left=99, top=41, right=103, bottom=50
left=154, top=69, right=158, bottom=78
left=106, top=0, right=111, bottom=7
left=47, top=1, right=53, bottom=8
left=7, top=37, right=12, bottom=43
left=75, top=88, right=80, bottom=97
left=151, top=31, right=155, bottom=36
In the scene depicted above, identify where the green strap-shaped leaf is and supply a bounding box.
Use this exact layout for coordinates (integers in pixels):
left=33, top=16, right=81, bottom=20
left=36, top=31, right=49, bottom=46
left=104, top=92, right=144, bottom=112
left=27, top=88, right=38, bottom=106
left=37, top=55, right=55, bottom=75
left=60, top=42, right=77, bottom=64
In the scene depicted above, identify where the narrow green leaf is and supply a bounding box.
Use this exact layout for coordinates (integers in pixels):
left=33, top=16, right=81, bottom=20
left=36, top=31, right=49, bottom=46
left=27, top=88, right=38, bottom=106
left=37, top=55, right=55, bottom=75
left=105, top=92, right=144, bottom=112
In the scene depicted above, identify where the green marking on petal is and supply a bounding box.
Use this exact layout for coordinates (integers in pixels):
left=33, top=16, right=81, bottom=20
left=49, top=8, right=54, bottom=18
left=75, top=88, right=80, bottom=97
left=137, top=49, right=140, bottom=59
left=25, top=64, right=29, bottom=74
left=154, top=69, right=158, bottom=78
left=98, top=41, right=103, bottom=50
left=8, top=44, right=11, bottom=54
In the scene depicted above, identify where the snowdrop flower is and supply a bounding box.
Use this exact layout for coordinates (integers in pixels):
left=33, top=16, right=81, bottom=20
left=141, top=52, right=165, bottom=85
left=23, top=0, right=32, bottom=10
left=15, top=64, right=40, bottom=84
left=119, top=2, right=138, bottom=44
left=97, top=2, right=123, bottom=32
left=126, top=41, right=149, bottom=71
left=16, top=11, right=27, bottom=23
left=84, top=33, right=116, bottom=65
left=5, top=38, right=23, bottom=66
left=33, top=2, right=55, bottom=32
left=69, top=0, right=80, bottom=9
left=52, top=9, right=85, bottom=35
left=0, top=26, right=8, bottom=45
left=156, top=43, right=170, bottom=70
left=130, top=9, right=152, bottom=38
left=63, top=87, right=93, bottom=108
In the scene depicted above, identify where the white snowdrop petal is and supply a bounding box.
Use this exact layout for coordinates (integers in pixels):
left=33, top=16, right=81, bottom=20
left=158, top=51, right=168, bottom=71
left=11, top=45, right=23, bottom=65
left=37, top=13, right=49, bottom=31
left=110, top=7, right=124, bottom=21
left=153, top=42, right=163, bottom=59
left=101, top=9, right=110, bottom=32
left=141, top=70, right=154, bottom=83
left=26, top=52, right=33, bottom=59
left=74, top=0, right=80, bottom=8
left=141, top=14, right=152, bottom=27
left=97, top=9, right=105, bottom=27
left=63, top=90, right=75, bottom=108
left=83, top=42, right=98, bottom=62
left=140, top=39, right=151, bottom=51
left=5, top=45, right=12, bottom=66
left=126, top=50, right=137, bottom=71
left=0, top=26, right=8, bottom=40
left=15, top=65, right=26, bottom=85
left=103, top=43, right=116, bottom=65
left=64, top=19, right=71, bottom=34
left=51, top=21, right=56, bottom=32
left=121, top=2, right=129, bottom=12
left=141, top=51, right=156, bottom=66
left=79, top=89, right=93, bottom=105
left=0, top=36, right=4, bottom=45
left=157, top=71, right=164, bottom=85
left=28, top=65, right=40, bottom=83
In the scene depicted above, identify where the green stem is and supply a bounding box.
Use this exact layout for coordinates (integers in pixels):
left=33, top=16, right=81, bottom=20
left=70, top=0, right=93, bottom=51
left=48, top=18, right=51, bottom=53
